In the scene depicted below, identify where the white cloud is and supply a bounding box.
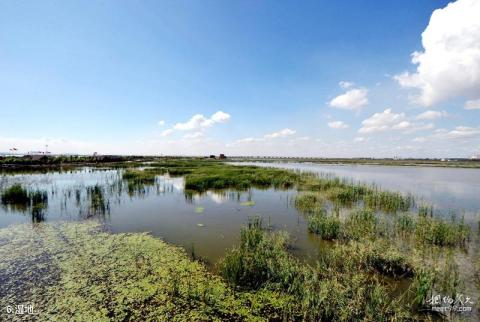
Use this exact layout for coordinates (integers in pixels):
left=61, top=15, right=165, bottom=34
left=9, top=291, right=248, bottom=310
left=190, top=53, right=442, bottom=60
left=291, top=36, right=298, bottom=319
left=328, top=121, right=349, bottom=129
left=415, top=110, right=446, bottom=120
left=235, top=137, right=261, bottom=144
left=394, top=0, right=480, bottom=106
left=329, top=88, right=368, bottom=111
left=158, top=120, right=165, bottom=126
left=339, top=81, right=354, bottom=89
left=183, top=132, right=205, bottom=139
left=173, top=111, right=231, bottom=131
left=264, top=128, right=296, bottom=139
left=359, top=109, right=406, bottom=134
left=233, top=128, right=297, bottom=145
left=359, top=109, right=434, bottom=134
left=210, top=111, right=231, bottom=123
left=160, top=129, right=173, bottom=137
left=402, top=123, right=435, bottom=134
left=433, top=126, right=480, bottom=140
left=392, top=121, right=411, bottom=130
left=465, top=99, right=480, bottom=110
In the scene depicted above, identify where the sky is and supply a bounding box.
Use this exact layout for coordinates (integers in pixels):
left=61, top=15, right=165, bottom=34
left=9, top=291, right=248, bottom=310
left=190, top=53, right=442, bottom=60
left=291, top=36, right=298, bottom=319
left=0, top=0, right=479, bottom=158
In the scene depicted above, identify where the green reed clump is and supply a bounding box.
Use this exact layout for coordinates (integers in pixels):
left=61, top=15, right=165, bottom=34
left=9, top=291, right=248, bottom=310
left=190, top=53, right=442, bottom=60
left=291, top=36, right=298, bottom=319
left=343, top=208, right=378, bottom=240
left=395, top=213, right=416, bottom=234
left=297, top=172, right=414, bottom=213
left=1, top=184, right=49, bottom=219
left=184, top=165, right=299, bottom=192
left=122, top=169, right=158, bottom=183
left=307, top=212, right=341, bottom=240
left=218, top=217, right=410, bottom=320
left=294, top=192, right=324, bottom=214
left=364, top=190, right=413, bottom=213
left=218, top=217, right=292, bottom=289
left=326, top=186, right=363, bottom=205
left=409, top=267, right=437, bottom=308
left=321, top=240, right=414, bottom=278
left=418, top=205, right=434, bottom=217
left=86, top=185, right=108, bottom=215
left=415, top=215, right=470, bottom=247
left=1, top=184, right=29, bottom=205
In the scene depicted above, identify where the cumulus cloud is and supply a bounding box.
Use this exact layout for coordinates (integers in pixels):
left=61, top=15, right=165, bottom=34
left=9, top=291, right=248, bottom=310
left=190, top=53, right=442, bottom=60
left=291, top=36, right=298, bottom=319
left=173, top=111, right=231, bottom=131
left=413, top=126, right=480, bottom=143
left=158, top=120, right=165, bottom=126
left=329, top=88, right=368, bottom=111
left=359, top=109, right=406, bottom=134
left=359, top=108, right=434, bottom=134
left=264, top=128, right=296, bottom=139
left=328, top=121, right=349, bottom=129
left=394, top=0, right=480, bottom=106
left=464, top=99, right=480, bottom=110
left=210, top=111, right=231, bottom=123
left=415, top=110, right=446, bottom=120
left=433, top=126, right=480, bottom=140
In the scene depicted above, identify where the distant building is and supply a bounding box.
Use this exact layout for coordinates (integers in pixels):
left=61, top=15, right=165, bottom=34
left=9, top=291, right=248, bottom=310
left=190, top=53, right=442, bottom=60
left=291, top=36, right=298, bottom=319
left=471, top=154, right=480, bottom=160
left=219, top=154, right=227, bottom=159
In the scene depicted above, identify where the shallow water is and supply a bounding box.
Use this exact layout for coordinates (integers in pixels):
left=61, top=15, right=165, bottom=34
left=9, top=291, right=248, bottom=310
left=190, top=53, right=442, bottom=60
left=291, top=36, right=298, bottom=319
left=235, top=162, right=480, bottom=222
left=0, top=167, right=318, bottom=263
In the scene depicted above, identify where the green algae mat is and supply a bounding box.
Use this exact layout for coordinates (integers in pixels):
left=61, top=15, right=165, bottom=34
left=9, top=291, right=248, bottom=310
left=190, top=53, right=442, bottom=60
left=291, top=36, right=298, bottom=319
left=0, top=222, right=281, bottom=321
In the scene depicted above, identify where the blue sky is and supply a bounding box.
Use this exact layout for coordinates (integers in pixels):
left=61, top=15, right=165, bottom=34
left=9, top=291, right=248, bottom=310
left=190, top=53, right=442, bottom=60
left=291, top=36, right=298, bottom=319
left=1, top=0, right=479, bottom=157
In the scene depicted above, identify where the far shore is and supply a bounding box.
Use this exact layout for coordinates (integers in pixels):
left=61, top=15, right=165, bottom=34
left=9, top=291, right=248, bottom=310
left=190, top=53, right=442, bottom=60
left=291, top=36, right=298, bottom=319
left=1, top=155, right=479, bottom=169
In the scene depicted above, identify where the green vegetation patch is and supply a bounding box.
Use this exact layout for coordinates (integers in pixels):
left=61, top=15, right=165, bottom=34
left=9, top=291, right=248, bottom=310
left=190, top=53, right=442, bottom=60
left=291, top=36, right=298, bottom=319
left=218, top=217, right=411, bottom=320
left=1, top=184, right=30, bottom=205
left=307, top=212, right=341, bottom=240
left=1, top=184, right=48, bottom=219
left=0, top=222, right=274, bottom=321
left=185, top=165, right=298, bottom=192
left=297, top=173, right=414, bottom=213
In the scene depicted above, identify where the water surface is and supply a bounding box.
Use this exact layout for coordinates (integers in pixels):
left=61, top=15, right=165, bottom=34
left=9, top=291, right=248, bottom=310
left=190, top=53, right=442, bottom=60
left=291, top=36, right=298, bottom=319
left=235, top=162, right=480, bottom=221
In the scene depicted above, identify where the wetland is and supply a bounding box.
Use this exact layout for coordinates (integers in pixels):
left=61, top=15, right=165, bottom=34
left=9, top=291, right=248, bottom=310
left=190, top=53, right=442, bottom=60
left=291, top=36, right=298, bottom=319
left=1, top=158, right=479, bottom=321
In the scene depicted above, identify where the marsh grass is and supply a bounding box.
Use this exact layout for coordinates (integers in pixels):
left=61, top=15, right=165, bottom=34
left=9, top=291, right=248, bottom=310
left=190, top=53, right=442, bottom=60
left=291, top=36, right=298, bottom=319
left=1, top=184, right=29, bottom=205
left=343, top=208, right=378, bottom=240
left=415, top=214, right=470, bottom=247
left=122, top=169, right=161, bottom=184
left=298, top=173, right=414, bottom=213
left=1, top=184, right=49, bottom=220
left=122, top=168, right=166, bottom=195
left=307, top=211, right=341, bottom=240
left=172, top=162, right=299, bottom=192
left=86, top=185, right=109, bottom=216
left=218, top=217, right=411, bottom=320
